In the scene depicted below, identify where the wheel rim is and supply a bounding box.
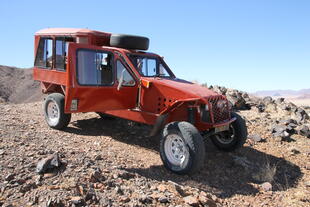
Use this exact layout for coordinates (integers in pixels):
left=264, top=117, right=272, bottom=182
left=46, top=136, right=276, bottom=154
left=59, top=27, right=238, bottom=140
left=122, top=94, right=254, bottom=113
left=214, top=125, right=235, bottom=144
left=164, top=134, right=190, bottom=168
left=46, top=100, right=60, bottom=125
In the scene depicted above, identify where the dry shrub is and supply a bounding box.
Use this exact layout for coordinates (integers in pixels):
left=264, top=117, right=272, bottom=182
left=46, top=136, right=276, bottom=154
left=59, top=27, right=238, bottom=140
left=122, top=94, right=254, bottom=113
left=252, top=159, right=277, bottom=183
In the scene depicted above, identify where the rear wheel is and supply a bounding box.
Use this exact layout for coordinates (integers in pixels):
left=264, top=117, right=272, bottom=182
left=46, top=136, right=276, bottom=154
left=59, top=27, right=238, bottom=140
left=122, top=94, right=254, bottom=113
left=211, top=112, right=247, bottom=151
left=44, top=93, right=71, bottom=129
left=160, top=122, right=206, bottom=174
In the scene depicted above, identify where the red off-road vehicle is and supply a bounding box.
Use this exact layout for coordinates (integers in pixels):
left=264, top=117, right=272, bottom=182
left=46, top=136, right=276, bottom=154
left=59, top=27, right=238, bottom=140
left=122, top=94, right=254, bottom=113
left=33, top=28, right=247, bottom=174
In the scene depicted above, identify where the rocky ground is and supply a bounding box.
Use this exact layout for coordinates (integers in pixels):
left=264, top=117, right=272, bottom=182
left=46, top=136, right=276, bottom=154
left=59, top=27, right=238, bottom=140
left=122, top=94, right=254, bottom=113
left=0, top=88, right=310, bottom=207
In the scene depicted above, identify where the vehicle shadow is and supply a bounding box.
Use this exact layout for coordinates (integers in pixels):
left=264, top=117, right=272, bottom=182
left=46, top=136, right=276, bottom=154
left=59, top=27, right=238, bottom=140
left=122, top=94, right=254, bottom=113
left=124, top=145, right=303, bottom=198
left=65, top=115, right=303, bottom=198
left=64, top=115, right=159, bottom=151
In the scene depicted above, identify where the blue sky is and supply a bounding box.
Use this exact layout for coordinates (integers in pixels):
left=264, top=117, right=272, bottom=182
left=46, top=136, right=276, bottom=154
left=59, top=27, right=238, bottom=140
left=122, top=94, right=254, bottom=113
left=0, top=0, right=309, bottom=92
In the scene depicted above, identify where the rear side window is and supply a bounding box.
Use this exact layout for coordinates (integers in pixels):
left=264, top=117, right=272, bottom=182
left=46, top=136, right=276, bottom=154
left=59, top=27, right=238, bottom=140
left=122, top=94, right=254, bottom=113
left=55, top=39, right=66, bottom=70
left=35, top=38, right=53, bottom=68
left=77, top=50, right=114, bottom=86
left=55, top=38, right=73, bottom=70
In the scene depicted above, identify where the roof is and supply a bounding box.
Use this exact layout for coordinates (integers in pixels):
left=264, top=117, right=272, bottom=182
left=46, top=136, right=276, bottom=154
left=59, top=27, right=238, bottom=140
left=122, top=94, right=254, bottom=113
left=35, top=28, right=111, bottom=36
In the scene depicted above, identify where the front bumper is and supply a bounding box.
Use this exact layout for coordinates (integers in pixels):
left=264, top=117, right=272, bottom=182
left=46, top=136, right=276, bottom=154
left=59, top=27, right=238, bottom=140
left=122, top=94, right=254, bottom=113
left=195, top=117, right=236, bottom=132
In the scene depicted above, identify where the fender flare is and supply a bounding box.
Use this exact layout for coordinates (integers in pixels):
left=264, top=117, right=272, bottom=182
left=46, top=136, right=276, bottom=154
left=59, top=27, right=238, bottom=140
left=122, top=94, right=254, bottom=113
left=149, top=98, right=201, bottom=136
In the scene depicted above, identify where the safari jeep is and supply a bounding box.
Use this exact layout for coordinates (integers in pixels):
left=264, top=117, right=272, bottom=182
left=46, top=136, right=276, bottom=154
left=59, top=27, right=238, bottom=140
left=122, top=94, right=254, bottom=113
left=33, top=28, right=247, bottom=174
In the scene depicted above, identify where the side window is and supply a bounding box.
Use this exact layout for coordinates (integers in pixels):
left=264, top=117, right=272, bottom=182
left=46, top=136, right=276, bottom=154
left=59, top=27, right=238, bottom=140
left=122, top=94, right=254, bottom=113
left=46, top=39, right=53, bottom=68
left=159, top=64, right=170, bottom=77
left=55, top=37, right=73, bottom=70
left=116, top=60, right=135, bottom=86
left=34, top=38, right=53, bottom=68
left=55, top=39, right=66, bottom=70
left=137, top=58, right=156, bottom=76
left=97, top=53, right=113, bottom=85
left=77, top=50, right=113, bottom=86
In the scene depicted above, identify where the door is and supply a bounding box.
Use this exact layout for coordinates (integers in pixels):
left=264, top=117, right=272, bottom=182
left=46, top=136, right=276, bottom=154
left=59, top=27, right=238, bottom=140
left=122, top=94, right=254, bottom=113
left=65, top=43, right=138, bottom=113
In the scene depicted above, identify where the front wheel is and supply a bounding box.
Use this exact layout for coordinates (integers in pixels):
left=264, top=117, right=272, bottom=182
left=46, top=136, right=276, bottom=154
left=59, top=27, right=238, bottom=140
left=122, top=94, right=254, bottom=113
left=160, top=122, right=206, bottom=175
left=44, top=93, right=71, bottom=129
left=211, top=112, right=247, bottom=151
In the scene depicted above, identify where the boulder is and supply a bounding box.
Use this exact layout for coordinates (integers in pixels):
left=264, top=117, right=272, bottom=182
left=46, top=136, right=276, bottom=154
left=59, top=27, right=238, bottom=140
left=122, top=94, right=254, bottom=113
left=279, top=102, right=297, bottom=112
left=242, top=92, right=249, bottom=99
left=212, top=85, right=226, bottom=95
left=278, top=119, right=297, bottom=134
left=295, top=107, right=309, bottom=122
left=263, top=96, right=273, bottom=104
left=36, top=153, right=62, bottom=174
left=256, top=103, right=265, bottom=113
left=279, top=119, right=297, bottom=125
left=275, top=97, right=285, bottom=104
left=226, top=94, right=247, bottom=110
left=271, top=125, right=291, bottom=139
left=296, top=125, right=310, bottom=138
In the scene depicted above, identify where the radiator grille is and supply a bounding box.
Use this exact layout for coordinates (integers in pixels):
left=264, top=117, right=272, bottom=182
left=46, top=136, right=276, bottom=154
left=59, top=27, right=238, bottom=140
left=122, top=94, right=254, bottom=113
left=208, top=96, right=230, bottom=123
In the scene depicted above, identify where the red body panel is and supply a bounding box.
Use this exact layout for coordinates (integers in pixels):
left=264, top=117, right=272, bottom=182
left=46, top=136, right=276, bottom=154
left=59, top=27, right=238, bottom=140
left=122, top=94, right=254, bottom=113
left=33, top=28, right=233, bottom=131
left=64, top=43, right=138, bottom=113
left=33, top=69, right=66, bottom=86
left=139, top=77, right=219, bottom=113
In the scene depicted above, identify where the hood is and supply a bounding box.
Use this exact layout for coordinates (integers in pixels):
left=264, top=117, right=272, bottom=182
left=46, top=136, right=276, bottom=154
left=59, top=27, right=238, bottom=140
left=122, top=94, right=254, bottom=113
left=142, top=77, right=222, bottom=101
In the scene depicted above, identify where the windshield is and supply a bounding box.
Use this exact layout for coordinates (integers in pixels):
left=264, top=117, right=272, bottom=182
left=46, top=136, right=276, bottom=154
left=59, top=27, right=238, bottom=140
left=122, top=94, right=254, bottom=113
left=128, top=54, right=174, bottom=78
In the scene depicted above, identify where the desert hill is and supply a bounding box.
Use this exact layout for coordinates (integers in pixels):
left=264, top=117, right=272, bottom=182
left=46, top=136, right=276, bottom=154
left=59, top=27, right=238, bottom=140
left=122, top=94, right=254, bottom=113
left=0, top=65, right=42, bottom=103
left=254, top=89, right=310, bottom=97
left=254, top=89, right=310, bottom=107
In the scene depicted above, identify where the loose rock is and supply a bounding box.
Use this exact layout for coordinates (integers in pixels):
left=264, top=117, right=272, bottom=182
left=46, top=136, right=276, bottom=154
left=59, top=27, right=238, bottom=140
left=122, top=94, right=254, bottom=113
left=261, top=182, right=272, bottom=191
left=36, top=153, right=62, bottom=174
left=248, top=134, right=263, bottom=142
left=297, top=125, right=310, bottom=138
left=5, top=173, right=15, bottom=182
left=183, top=195, right=199, bottom=206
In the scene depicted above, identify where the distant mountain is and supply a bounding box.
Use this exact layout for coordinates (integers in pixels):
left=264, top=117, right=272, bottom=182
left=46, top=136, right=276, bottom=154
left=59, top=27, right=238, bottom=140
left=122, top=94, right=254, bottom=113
left=254, top=89, right=310, bottom=98
left=0, top=65, right=42, bottom=103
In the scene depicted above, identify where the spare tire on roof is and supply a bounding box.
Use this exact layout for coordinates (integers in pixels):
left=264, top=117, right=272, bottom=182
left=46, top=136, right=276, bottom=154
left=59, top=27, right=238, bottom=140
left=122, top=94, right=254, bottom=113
left=110, top=34, right=149, bottom=50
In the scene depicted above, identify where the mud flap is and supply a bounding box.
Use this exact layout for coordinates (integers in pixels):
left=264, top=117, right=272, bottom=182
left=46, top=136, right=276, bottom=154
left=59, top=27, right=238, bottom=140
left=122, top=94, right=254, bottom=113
left=149, top=114, right=168, bottom=137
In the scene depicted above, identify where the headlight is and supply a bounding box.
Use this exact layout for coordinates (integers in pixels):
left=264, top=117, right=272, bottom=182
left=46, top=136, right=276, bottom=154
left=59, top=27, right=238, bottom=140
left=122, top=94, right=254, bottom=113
left=201, top=104, right=211, bottom=123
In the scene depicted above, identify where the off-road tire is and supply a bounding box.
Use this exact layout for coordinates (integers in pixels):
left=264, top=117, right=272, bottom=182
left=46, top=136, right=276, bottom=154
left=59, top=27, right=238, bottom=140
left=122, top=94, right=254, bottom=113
left=110, top=34, right=149, bottom=50
left=44, top=93, right=71, bottom=129
left=211, top=112, right=247, bottom=151
left=160, top=121, right=206, bottom=175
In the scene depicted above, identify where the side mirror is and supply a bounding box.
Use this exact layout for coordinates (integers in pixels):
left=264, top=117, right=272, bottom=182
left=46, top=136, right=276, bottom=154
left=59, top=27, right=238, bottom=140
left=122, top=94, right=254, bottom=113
left=117, top=69, right=126, bottom=91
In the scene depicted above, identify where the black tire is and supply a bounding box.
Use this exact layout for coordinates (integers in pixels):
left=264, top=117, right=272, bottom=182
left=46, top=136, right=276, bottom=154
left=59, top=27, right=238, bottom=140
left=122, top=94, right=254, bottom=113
left=211, top=112, right=247, bottom=151
left=43, top=93, right=71, bottom=129
left=110, top=34, right=149, bottom=50
left=160, top=122, right=206, bottom=175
